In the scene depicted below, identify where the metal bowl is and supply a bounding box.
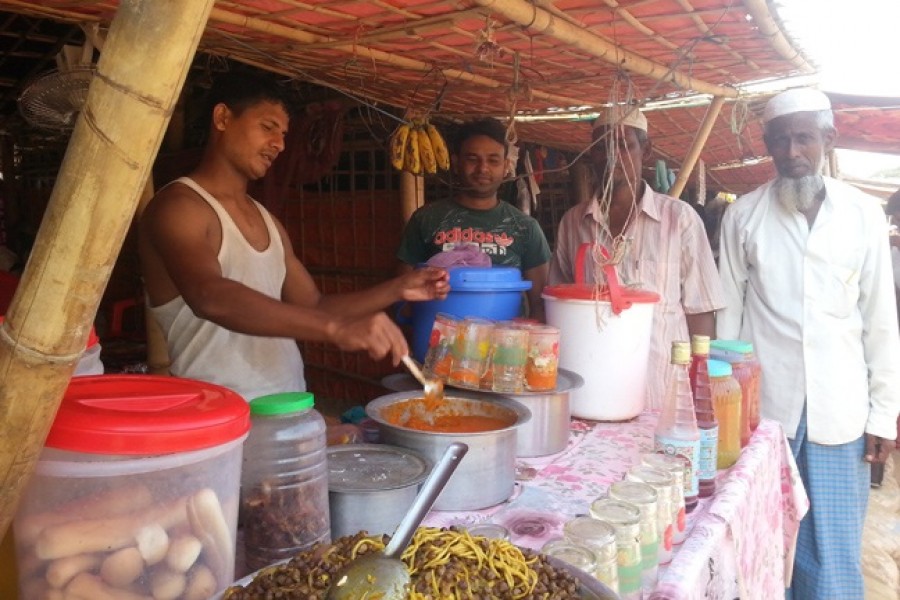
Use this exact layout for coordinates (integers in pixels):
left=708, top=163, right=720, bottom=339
left=365, top=391, right=530, bottom=511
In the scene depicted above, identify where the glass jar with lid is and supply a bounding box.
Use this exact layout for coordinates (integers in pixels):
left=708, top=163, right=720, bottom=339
left=610, top=481, right=659, bottom=594
left=589, top=498, right=642, bottom=600
left=563, top=516, right=619, bottom=593
left=241, top=392, right=330, bottom=571
left=641, top=452, right=687, bottom=546
left=627, top=465, right=676, bottom=565
left=542, top=538, right=597, bottom=581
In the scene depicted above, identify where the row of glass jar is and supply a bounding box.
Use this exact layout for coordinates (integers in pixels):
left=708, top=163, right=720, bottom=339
left=423, top=313, right=561, bottom=393
left=541, top=452, right=690, bottom=599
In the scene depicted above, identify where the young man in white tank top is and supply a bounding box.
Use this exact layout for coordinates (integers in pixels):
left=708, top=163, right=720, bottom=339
left=139, top=71, right=449, bottom=402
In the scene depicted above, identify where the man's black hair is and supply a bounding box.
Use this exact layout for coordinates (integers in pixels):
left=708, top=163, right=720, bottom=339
left=205, top=69, right=295, bottom=119
left=452, top=117, right=508, bottom=156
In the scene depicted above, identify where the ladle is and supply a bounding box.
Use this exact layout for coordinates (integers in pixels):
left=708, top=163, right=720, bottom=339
left=326, top=441, right=468, bottom=600
left=401, top=354, right=444, bottom=403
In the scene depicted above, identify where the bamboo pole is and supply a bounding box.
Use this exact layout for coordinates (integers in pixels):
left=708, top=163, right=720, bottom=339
left=207, top=7, right=587, bottom=108
left=470, top=0, right=738, bottom=99
left=0, top=0, right=214, bottom=534
left=400, top=171, right=424, bottom=224
left=743, top=0, right=814, bottom=74
left=669, top=96, right=726, bottom=198
left=136, top=178, right=171, bottom=376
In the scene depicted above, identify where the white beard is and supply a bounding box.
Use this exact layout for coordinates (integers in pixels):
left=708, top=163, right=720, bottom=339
left=774, top=173, right=825, bottom=212
left=773, top=152, right=826, bottom=212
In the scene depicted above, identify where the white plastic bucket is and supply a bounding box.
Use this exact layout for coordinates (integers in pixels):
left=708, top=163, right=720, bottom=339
left=544, top=294, right=655, bottom=420
left=543, top=241, right=659, bottom=421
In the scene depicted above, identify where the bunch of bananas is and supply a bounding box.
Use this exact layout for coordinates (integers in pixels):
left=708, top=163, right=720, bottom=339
left=389, top=119, right=450, bottom=175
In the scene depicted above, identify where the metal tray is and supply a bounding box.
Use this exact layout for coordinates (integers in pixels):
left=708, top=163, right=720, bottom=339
left=381, top=367, right=584, bottom=397
left=215, top=552, right=619, bottom=599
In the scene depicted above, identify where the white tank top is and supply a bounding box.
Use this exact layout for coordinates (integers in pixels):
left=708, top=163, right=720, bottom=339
left=149, top=177, right=306, bottom=401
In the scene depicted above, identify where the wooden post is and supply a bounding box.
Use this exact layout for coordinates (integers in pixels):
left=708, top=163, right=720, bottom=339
left=0, top=0, right=214, bottom=534
left=400, top=171, right=424, bottom=224
left=136, top=178, right=171, bottom=376
left=669, top=96, right=726, bottom=199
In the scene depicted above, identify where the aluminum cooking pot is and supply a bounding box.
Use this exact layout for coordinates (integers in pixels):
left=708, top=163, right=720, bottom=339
left=327, top=444, right=431, bottom=539
left=365, top=391, right=530, bottom=511
left=381, top=369, right=583, bottom=457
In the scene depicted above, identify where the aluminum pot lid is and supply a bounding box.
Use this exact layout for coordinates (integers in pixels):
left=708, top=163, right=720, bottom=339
left=327, top=443, right=431, bottom=492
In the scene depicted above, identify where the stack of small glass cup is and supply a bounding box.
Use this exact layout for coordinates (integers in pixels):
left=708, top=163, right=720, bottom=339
left=423, top=313, right=561, bottom=394
left=541, top=452, right=689, bottom=599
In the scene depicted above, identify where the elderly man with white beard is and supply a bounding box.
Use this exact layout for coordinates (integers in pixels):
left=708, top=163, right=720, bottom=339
left=717, top=88, right=900, bottom=600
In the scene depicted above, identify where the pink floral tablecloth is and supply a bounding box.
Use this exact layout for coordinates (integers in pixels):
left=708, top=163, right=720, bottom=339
left=422, top=415, right=809, bottom=599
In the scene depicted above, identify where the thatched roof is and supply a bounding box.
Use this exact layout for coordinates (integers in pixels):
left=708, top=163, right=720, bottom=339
left=0, top=1, right=896, bottom=193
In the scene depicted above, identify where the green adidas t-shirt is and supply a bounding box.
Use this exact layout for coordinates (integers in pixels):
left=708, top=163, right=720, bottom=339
left=397, top=199, right=551, bottom=271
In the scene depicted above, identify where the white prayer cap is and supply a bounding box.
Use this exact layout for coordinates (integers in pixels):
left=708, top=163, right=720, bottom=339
left=593, top=104, right=648, bottom=132
left=763, top=88, right=831, bottom=123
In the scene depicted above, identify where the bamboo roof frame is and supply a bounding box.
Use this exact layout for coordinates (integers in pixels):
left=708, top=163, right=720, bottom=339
left=0, top=0, right=816, bottom=192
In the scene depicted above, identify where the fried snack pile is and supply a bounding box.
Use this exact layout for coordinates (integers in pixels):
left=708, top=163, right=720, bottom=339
left=224, top=527, right=583, bottom=599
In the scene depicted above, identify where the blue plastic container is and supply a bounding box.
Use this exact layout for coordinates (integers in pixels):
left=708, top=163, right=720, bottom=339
left=403, top=267, right=531, bottom=362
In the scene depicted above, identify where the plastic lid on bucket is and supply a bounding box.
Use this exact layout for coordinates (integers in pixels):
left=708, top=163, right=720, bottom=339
left=47, top=375, right=250, bottom=455
left=447, top=267, right=532, bottom=292
left=542, top=284, right=659, bottom=303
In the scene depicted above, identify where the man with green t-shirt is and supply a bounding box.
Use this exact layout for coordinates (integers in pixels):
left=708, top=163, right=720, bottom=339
left=397, top=118, right=551, bottom=321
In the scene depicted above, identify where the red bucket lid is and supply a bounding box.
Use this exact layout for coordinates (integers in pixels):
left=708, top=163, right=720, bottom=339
left=47, top=375, right=250, bottom=454
left=543, top=284, right=660, bottom=303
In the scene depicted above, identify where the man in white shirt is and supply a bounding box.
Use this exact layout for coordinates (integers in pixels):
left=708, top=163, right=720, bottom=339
left=718, top=88, right=900, bottom=600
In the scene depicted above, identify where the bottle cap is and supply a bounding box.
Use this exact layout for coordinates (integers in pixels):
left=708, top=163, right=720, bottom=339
left=710, top=339, right=753, bottom=355
left=690, top=335, right=710, bottom=356
left=707, top=359, right=733, bottom=378
left=670, top=341, right=691, bottom=364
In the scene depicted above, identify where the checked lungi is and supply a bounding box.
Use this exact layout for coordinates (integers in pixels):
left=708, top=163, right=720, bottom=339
left=785, top=405, right=869, bottom=600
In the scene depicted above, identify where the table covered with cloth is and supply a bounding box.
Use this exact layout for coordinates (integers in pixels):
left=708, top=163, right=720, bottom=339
left=421, top=414, right=809, bottom=599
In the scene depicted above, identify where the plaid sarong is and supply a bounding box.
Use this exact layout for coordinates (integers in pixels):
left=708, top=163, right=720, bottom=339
left=785, top=405, right=869, bottom=600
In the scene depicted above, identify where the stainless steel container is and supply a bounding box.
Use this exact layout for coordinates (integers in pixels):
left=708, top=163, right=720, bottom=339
left=365, top=391, right=530, bottom=511
left=381, top=369, right=582, bottom=457
left=326, top=444, right=430, bottom=539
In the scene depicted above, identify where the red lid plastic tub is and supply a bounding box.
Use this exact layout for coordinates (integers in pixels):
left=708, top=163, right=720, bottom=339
left=543, top=284, right=659, bottom=421
left=13, top=375, right=250, bottom=598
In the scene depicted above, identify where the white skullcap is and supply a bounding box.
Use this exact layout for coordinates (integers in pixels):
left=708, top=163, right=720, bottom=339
left=593, top=104, right=648, bottom=132
left=763, top=88, right=831, bottom=123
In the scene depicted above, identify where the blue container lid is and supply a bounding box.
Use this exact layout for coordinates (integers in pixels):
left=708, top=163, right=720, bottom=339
left=447, top=267, right=532, bottom=292
left=707, top=359, right=733, bottom=378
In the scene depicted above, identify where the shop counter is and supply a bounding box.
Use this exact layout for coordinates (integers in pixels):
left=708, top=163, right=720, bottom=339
left=422, top=414, right=809, bottom=599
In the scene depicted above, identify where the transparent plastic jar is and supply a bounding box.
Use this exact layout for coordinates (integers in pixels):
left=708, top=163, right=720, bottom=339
left=709, top=359, right=742, bottom=469
left=589, top=498, right=642, bottom=600
left=710, top=339, right=761, bottom=446
left=563, top=516, right=619, bottom=593
left=641, top=453, right=687, bottom=546
left=626, top=466, right=675, bottom=565
left=542, top=538, right=597, bottom=579
left=610, top=481, right=659, bottom=594
left=241, top=392, right=330, bottom=571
